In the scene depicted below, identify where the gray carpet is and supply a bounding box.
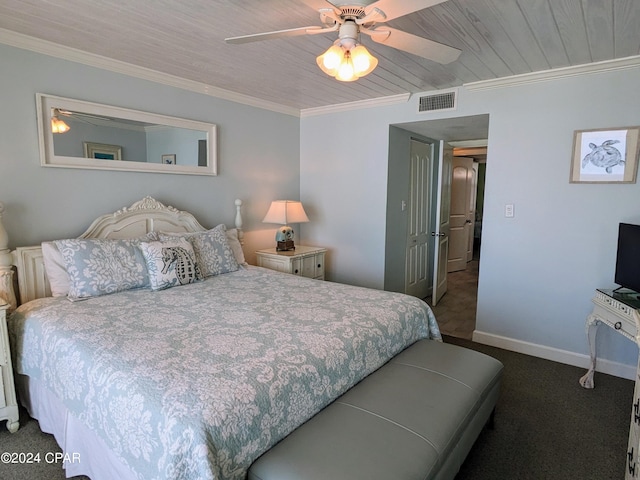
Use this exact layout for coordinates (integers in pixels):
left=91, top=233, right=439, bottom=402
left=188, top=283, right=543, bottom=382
left=447, top=335, right=633, bottom=480
left=0, top=337, right=633, bottom=479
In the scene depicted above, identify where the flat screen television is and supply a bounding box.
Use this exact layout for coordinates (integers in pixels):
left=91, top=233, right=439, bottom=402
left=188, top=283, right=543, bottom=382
left=614, top=222, right=640, bottom=294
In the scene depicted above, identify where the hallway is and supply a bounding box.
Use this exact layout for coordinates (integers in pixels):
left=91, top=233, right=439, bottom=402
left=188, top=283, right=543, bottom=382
left=428, top=258, right=479, bottom=340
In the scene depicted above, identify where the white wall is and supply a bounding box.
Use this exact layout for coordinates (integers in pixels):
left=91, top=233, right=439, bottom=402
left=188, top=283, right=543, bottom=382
left=300, top=105, right=409, bottom=289
left=0, top=44, right=301, bottom=264
left=300, top=64, right=640, bottom=374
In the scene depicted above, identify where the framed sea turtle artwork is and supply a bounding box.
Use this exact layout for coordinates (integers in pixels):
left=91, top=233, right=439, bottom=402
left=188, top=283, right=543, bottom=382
left=570, top=127, right=640, bottom=183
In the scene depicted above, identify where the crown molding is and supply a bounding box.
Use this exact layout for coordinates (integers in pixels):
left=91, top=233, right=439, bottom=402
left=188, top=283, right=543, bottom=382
left=465, top=55, right=640, bottom=91
left=0, top=28, right=300, bottom=117
left=300, top=93, right=410, bottom=118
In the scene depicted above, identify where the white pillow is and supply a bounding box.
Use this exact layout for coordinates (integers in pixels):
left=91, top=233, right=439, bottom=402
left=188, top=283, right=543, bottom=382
left=225, top=228, right=247, bottom=266
left=41, top=241, right=71, bottom=297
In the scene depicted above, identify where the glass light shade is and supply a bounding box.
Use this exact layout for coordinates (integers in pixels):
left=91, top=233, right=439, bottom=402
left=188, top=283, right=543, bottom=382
left=321, top=44, right=343, bottom=71
left=316, top=44, right=344, bottom=76
left=51, top=116, right=70, bottom=134
left=350, top=45, right=378, bottom=76
left=336, top=53, right=356, bottom=82
left=262, top=200, right=309, bottom=225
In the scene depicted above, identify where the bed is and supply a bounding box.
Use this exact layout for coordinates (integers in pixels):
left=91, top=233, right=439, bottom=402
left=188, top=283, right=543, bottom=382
left=0, top=197, right=442, bottom=480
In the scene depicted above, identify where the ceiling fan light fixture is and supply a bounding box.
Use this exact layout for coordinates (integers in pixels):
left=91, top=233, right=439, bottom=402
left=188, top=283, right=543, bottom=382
left=316, top=42, right=377, bottom=81
left=51, top=109, right=70, bottom=134
left=226, top=0, right=462, bottom=83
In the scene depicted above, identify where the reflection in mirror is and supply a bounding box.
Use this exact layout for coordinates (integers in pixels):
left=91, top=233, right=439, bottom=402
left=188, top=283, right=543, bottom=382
left=37, top=94, right=217, bottom=175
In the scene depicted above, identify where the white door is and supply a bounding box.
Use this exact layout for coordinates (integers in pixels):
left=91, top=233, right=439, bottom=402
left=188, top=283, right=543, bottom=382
left=431, top=142, right=452, bottom=306
left=447, top=157, right=474, bottom=273
left=405, top=139, right=432, bottom=299
left=467, top=162, right=479, bottom=262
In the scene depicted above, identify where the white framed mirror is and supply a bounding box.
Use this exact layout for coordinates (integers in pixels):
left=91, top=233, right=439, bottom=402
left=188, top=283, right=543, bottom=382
left=36, top=93, right=217, bottom=175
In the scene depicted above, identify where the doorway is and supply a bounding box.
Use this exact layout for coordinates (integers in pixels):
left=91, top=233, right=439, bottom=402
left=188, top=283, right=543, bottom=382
left=435, top=152, right=485, bottom=339
left=386, top=114, right=490, bottom=340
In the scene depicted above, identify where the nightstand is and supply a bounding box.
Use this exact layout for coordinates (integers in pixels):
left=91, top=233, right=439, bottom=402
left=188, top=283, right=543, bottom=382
left=255, top=246, right=326, bottom=280
left=0, top=302, right=19, bottom=432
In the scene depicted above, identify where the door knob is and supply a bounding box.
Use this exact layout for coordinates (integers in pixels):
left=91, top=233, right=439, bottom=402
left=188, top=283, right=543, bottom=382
left=431, top=232, right=446, bottom=237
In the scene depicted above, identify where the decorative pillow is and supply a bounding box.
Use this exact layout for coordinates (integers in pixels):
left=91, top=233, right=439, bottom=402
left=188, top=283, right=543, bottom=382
left=41, top=241, right=70, bottom=297
left=44, top=232, right=159, bottom=297
left=225, top=228, right=247, bottom=266
left=54, top=238, right=150, bottom=301
left=159, top=225, right=240, bottom=278
left=139, top=238, right=202, bottom=291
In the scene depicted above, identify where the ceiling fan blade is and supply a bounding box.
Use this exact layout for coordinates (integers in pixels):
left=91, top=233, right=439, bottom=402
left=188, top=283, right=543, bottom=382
left=225, top=25, right=337, bottom=44
left=366, top=27, right=461, bottom=64
left=365, top=0, right=448, bottom=22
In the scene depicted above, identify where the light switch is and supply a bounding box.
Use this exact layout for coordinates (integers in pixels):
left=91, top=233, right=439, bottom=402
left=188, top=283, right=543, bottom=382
left=505, top=204, right=514, bottom=218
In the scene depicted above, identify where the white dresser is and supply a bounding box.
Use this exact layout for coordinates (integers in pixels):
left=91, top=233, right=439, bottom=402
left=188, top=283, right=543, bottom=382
left=255, top=246, right=326, bottom=280
left=628, top=304, right=640, bottom=480
left=0, top=302, right=19, bottom=432
left=578, top=289, right=640, bottom=479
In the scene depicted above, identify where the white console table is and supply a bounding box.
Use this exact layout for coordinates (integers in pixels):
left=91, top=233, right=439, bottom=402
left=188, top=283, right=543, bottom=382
left=578, top=289, right=640, bottom=479
left=579, top=289, right=640, bottom=389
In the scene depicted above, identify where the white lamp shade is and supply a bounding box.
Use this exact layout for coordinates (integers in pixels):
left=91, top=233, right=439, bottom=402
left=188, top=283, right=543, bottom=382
left=262, top=200, right=309, bottom=225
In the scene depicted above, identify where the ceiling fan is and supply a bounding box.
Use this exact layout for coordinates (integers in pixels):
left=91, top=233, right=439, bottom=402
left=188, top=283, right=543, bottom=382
left=225, top=0, right=461, bottom=81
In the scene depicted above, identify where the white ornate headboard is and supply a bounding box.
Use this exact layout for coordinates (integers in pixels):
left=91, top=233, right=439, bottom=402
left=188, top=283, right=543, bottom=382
left=0, top=197, right=243, bottom=311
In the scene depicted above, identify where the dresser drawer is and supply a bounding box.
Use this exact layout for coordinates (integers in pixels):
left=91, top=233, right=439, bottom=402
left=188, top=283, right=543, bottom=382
left=301, top=255, right=316, bottom=278
left=314, top=253, right=325, bottom=278
left=257, top=256, right=290, bottom=273
left=256, top=246, right=327, bottom=280
left=592, top=302, right=636, bottom=339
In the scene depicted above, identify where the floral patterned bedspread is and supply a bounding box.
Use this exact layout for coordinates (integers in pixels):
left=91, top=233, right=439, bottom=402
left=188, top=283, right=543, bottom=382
left=9, top=266, right=441, bottom=480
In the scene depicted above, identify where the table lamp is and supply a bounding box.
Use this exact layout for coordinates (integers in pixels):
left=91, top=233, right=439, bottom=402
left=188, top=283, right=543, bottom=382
left=262, top=200, right=309, bottom=251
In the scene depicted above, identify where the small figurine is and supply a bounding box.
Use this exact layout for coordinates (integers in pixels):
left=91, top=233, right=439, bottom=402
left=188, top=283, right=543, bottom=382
left=276, top=226, right=295, bottom=251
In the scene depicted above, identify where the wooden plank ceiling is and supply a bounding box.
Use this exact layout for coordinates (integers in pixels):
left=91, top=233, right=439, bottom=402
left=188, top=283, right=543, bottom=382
left=0, top=0, right=638, bottom=111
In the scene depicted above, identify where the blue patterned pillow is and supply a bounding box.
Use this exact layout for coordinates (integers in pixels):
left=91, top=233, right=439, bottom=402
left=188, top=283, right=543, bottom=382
left=139, top=239, right=202, bottom=291
left=159, top=225, right=239, bottom=278
left=55, top=238, right=150, bottom=301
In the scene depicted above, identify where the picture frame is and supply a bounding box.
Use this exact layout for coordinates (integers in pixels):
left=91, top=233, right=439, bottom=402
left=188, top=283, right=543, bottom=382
left=570, top=127, right=640, bottom=183
left=83, top=142, right=122, bottom=161
left=162, top=154, right=176, bottom=165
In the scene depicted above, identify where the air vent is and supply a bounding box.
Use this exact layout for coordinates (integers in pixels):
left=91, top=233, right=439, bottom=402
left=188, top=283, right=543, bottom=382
left=418, top=90, right=457, bottom=112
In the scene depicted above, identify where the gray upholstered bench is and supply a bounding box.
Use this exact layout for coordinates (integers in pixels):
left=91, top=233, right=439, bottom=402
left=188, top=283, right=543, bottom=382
left=248, top=339, right=503, bottom=480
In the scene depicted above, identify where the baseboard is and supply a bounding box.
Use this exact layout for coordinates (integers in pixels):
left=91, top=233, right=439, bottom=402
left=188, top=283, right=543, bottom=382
left=472, top=330, right=636, bottom=381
